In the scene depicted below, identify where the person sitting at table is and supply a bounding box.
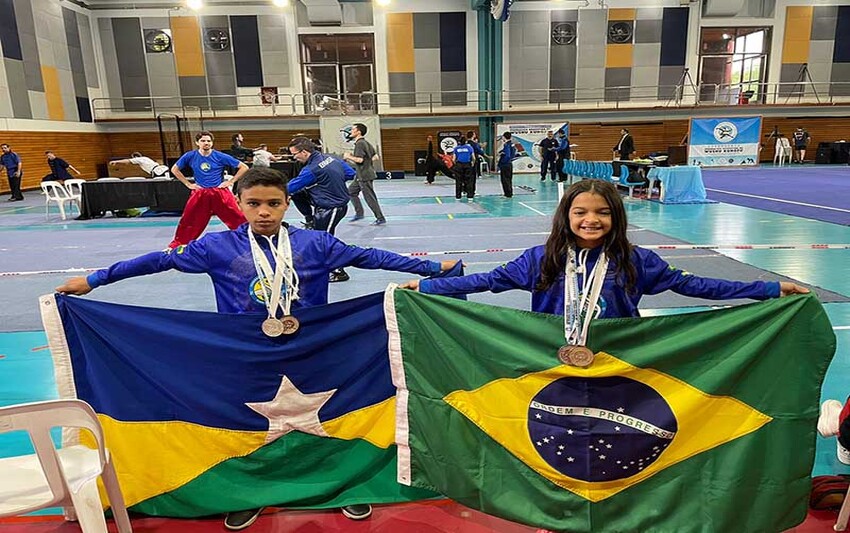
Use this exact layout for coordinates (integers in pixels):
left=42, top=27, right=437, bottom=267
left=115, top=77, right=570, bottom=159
left=613, top=128, right=635, bottom=161
left=42, top=151, right=81, bottom=183
left=109, top=152, right=169, bottom=178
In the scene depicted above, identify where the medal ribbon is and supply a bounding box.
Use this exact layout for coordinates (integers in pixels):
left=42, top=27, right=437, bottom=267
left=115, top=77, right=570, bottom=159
left=564, top=247, right=609, bottom=347
left=248, top=226, right=300, bottom=319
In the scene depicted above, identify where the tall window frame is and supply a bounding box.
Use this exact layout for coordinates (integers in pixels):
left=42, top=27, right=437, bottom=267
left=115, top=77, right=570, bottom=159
left=697, top=27, right=772, bottom=103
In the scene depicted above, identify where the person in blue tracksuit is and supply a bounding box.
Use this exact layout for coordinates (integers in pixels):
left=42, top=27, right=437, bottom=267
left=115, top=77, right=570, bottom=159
left=453, top=137, right=476, bottom=200
left=466, top=130, right=487, bottom=178
left=555, top=129, right=571, bottom=182
left=401, top=180, right=808, bottom=316
left=56, top=167, right=458, bottom=530
left=287, top=136, right=357, bottom=282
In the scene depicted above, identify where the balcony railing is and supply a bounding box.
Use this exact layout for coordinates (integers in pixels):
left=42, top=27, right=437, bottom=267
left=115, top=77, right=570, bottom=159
left=90, top=81, right=850, bottom=121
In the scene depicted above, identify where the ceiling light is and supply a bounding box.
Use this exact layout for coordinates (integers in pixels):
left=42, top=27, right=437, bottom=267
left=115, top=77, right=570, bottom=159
left=375, top=0, right=391, bottom=6
left=272, top=0, right=288, bottom=6
left=186, top=0, right=203, bottom=10
left=722, top=33, right=731, bottom=40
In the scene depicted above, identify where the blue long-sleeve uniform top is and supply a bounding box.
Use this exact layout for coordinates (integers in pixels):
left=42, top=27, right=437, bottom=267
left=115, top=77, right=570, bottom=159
left=87, top=223, right=443, bottom=314
left=419, top=245, right=780, bottom=318
left=287, top=151, right=355, bottom=209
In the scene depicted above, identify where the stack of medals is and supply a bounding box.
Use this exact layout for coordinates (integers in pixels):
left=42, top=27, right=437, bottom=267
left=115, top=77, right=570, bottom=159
left=249, top=225, right=301, bottom=337
left=558, top=246, right=609, bottom=367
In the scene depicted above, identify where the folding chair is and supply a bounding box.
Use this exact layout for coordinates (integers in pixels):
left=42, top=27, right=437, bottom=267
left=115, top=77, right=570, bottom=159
left=0, top=399, right=132, bottom=532
left=41, top=181, right=77, bottom=220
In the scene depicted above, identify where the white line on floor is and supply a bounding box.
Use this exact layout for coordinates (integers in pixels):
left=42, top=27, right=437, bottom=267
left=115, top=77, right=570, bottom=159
left=834, top=326, right=850, bottom=331
left=518, top=202, right=547, bottom=216
left=706, top=188, right=850, bottom=214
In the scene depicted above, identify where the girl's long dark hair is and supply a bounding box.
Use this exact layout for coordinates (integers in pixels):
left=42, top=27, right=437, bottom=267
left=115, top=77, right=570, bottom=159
left=537, top=180, right=637, bottom=293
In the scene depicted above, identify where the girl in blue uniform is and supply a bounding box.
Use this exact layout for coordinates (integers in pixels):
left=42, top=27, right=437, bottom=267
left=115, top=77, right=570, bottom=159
left=402, top=179, right=808, bottom=316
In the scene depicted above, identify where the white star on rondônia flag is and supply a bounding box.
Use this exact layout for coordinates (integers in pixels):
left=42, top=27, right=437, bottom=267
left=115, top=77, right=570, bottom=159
left=245, top=376, right=337, bottom=444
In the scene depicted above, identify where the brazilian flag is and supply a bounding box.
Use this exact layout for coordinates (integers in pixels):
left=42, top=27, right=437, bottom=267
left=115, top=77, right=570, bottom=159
left=386, top=290, right=836, bottom=532
left=40, top=292, right=436, bottom=516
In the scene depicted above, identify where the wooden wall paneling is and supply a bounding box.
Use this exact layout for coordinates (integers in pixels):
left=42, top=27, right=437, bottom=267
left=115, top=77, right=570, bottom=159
left=0, top=131, right=111, bottom=193
left=379, top=126, right=477, bottom=171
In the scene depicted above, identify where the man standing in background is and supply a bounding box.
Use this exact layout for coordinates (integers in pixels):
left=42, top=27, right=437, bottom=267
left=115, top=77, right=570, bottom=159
left=344, top=123, right=386, bottom=225
left=497, top=132, right=516, bottom=198
left=452, top=137, right=476, bottom=201
left=538, top=130, right=558, bottom=181
left=792, top=127, right=810, bottom=164
left=555, top=129, right=571, bottom=182
left=613, top=128, right=635, bottom=160
left=1, top=144, right=24, bottom=201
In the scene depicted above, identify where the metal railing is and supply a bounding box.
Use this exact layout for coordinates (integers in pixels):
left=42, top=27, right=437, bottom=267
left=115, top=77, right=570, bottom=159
left=90, top=81, right=850, bottom=121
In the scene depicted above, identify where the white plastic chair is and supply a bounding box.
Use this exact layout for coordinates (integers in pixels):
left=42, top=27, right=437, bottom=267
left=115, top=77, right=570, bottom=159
left=41, top=181, right=77, bottom=220
left=0, top=399, right=132, bottom=532
left=774, top=137, right=792, bottom=167
left=65, top=179, right=86, bottom=206
left=123, top=177, right=148, bottom=182
left=96, top=178, right=121, bottom=182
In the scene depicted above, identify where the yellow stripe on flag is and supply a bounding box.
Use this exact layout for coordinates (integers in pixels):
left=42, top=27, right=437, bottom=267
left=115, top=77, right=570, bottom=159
left=322, top=397, right=396, bottom=448
left=82, top=415, right=267, bottom=507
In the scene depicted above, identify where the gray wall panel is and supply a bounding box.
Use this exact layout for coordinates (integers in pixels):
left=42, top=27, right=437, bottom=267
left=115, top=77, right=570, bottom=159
left=631, top=65, right=659, bottom=99
left=813, top=6, right=838, bottom=19
left=413, top=13, right=439, bottom=49
left=637, top=7, right=663, bottom=20
left=28, top=89, right=47, bottom=119
left=98, top=18, right=122, bottom=100
left=146, top=51, right=176, bottom=80
left=5, top=59, right=31, bottom=117
left=441, top=70, right=466, bottom=106
left=414, top=48, right=440, bottom=74
left=577, top=9, right=607, bottom=46
left=552, top=9, right=578, bottom=22
left=635, top=19, right=662, bottom=44
left=388, top=72, right=415, bottom=106
left=657, top=65, right=684, bottom=98
left=811, top=17, right=837, bottom=41
left=633, top=43, right=661, bottom=67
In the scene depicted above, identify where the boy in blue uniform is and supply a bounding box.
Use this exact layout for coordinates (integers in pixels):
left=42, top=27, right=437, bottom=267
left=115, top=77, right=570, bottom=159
left=169, top=131, right=249, bottom=249
left=56, top=166, right=458, bottom=530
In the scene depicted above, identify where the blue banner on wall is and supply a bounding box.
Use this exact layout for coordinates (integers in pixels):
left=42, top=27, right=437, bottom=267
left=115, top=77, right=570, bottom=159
left=688, top=117, right=762, bottom=167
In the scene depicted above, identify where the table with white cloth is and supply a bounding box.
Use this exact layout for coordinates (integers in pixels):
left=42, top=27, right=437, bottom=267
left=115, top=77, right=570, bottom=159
left=646, top=166, right=707, bottom=203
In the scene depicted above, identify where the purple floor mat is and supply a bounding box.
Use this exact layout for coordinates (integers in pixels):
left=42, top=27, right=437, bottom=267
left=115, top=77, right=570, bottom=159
left=702, top=165, right=850, bottom=225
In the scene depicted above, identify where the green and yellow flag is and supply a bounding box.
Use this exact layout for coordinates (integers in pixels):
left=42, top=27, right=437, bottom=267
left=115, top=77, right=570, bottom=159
left=385, top=290, right=836, bottom=532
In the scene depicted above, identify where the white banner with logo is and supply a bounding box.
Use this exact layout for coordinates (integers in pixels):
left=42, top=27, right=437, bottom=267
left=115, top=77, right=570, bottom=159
left=687, top=117, right=762, bottom=167
left=319, top=116, right=383, bottom=170
left=494, top=122, right=570, bottom=173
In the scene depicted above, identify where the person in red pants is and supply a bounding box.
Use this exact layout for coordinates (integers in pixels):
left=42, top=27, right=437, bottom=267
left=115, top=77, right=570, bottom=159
left=169, top=131, right=249, bottom=249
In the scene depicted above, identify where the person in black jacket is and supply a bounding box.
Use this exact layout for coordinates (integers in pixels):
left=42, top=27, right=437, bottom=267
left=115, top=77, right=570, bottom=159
left=230, top=133, right=255, bottom=162
left=613, top=128, right=635, bottom=160
left=555, top=129, right=571, bottom=182
left=538, top=130, right=559, bottom=181
left=424, top=135, right=454, bottom=184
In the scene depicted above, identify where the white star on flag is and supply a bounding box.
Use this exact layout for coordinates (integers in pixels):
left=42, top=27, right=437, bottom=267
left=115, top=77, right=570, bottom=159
left=245, top=375, right=337, bottom=444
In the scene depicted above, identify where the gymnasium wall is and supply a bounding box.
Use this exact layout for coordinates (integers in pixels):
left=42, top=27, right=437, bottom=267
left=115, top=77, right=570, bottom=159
left=779, top=5, right=850, bottom=97
left=0, top=0, right=100, bottom=121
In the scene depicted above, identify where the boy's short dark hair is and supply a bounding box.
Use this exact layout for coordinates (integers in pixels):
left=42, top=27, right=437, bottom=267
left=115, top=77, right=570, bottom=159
left=236, top=167, right=289, bottom=197
left=353, top=123, right=367, bottom=136
left=288, top=136, right=316, bottom=153
left=466, top=130, right=475, bottom=139
left=45, top=150, right=54, bottom=155
left=196, top=131, right=214, bottom=142
left=503, top=132, right=512, bottom=139
left=459, top=136, right=467, bottom=144
left=231, top=133, right=241, bottom=143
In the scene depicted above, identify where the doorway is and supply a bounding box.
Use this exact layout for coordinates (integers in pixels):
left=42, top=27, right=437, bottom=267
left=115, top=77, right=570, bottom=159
left=300, top=34, right=376, bottom=113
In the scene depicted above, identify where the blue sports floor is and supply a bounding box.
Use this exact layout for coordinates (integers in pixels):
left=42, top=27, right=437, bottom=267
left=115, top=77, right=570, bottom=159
left=1, top=166, right=849, bottom=530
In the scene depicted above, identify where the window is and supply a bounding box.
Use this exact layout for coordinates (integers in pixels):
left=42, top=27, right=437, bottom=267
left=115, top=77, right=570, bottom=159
left=698, top=27, right=771, bottom=103
left=300, top=34, right=375, bottom=112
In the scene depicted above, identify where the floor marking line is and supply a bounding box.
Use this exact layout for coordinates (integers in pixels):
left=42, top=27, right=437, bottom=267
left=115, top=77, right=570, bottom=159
left=706, top=188, right=850, bottom=214
left=518, top=202, right=547, bottom=216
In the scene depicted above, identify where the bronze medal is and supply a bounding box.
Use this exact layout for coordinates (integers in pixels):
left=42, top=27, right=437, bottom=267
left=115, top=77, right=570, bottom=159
left=558, top=345, right=595, bottom=367
left=280, top=315, right=300, bottom=335
left=261, top=318, right=284, bottom=337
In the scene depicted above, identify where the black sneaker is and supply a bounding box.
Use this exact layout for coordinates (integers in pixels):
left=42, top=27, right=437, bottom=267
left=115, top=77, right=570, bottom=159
left=224, top=508, right=264, bottom=531
left=329, top=270, right=350, bottom=283
left=341, top=504, right=372, bottom=520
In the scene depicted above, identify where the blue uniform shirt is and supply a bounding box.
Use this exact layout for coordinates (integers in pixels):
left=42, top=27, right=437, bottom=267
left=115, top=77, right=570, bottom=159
left=175, top=150, right=241, bottom=188
left=87, top=223, right=443, bottom=314
left=420, top=245, right=780, bottom=318
left=0, top=152, right=21, bottom=177
left=287, top=151, right=356, bottom=209
left=454, top=144, right=474, bottom=164
left=498, top=141, right=516, bottom=168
